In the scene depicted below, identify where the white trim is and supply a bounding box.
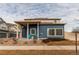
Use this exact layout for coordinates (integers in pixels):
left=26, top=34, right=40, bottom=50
left=37, top=23, right=39, bottom=40
left=20, top=25, right=22, bottom=38
left=47, top=28, right=63, bottom=37
left=30, top=28, right=36, bottom=35
left=55, top=28, right=63, bottom=36
left=16, top=24, right=18, bottom=39
left=47, top=28, right=55, bottom=37
left=27, top=23, right=29, bottom=39
left=39, top=38, right=47, bottom=40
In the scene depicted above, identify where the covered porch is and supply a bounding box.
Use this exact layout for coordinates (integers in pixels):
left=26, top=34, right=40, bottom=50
left=15, top=20, right=40, bottom=40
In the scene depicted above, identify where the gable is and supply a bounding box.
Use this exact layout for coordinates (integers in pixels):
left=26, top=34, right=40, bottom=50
left=0, top=18, right=8, bottom=30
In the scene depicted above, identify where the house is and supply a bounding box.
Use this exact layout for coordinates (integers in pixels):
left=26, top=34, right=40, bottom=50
left=15, top=18, right=65, bottom=39
left=0, top=18, right=17, bottom=38
left=7, top=23, right=17, bottom=38
left=0, top=18, right=8, bottom=38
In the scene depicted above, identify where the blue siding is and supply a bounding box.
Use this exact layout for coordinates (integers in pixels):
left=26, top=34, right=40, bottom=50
left=22, top=24, right=64, bottom=39
left=22, top=24, right=37, bottom=38
left=22, top=26, right=27, bottom=38
left=39, top=24, right=64, bottom=39
left=29, top=24, right=37, bottom=39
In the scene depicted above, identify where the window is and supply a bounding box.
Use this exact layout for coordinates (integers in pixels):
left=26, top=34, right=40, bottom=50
left=47, top=28, right=63, bottom=37
left=48, top=29, right=55, bottom=36
left=30, top=28, right=36, bottom=35
left=56, top=29, right=63, bottom=35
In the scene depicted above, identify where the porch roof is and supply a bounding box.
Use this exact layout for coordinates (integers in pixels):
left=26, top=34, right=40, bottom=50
left=15, top=20, right=40, bottom=25
left=15, top=21, right=65, bottom=25
left=24, top=18, right=61, bottom=20
left=15, top=18, right=65, bottom=25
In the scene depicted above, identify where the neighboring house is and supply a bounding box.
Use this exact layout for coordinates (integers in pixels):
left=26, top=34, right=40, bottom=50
left=0, top=18, right=8, bottom=38
left=0, top=18, right=16, bottom=38
left=15, top=18, right=65, bottom=39
left=7, top=23, right=17, bottom=38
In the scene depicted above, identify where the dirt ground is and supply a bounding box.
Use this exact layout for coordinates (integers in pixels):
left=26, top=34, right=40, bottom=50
left=0, top=39, right=76, bottom=46
left=0, top=50, right=76, bottom=55
left=0, top=38, right=78, bottom=46
left=44, top=40, right=76, bottom=45
left=0, top=32, right=79, bottom=55
left=0, top=32, right=79, bottom=46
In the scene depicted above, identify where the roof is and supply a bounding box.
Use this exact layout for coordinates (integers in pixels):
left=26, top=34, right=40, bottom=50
left=0, top=18, right=6, bottom=24
left=24, top=18, right=61, bottom=20
left=15, top=18, right=65, bottom=25
left=15, top=20, right=40, bottom=25
left=6, top=23, right=16, bottom=26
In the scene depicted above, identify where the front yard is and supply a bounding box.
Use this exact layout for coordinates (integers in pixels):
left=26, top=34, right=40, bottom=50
left=0, top=38, right=78, bottom=55
left=0, top=38, right=77, bottom=46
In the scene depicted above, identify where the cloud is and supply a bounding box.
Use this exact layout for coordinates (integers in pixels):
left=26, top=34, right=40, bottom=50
left=0, top=3, right=79, bottom=32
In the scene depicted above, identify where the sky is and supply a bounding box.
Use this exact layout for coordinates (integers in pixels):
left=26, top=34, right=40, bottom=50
left=0, top=3, right=79, bottom=32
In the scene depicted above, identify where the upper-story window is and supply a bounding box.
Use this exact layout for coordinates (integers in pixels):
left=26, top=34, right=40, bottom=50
left=0, top=23, right=7, bottom=30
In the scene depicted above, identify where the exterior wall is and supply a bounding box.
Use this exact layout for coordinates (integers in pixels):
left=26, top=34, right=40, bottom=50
left=39, top=24, right=64, bottom=39
left=0, top=30, right=8, bottom=38
left=22, top=26, right=27, bottom=38
left=0, top=18, right=8, bottom=31
left=0, top=23, right=8, bottom=30
left=22, top=24, right=64, bottom=39
left=29, top=24, right=37, bottom=39
left=22, top=24, right=37, bottom=38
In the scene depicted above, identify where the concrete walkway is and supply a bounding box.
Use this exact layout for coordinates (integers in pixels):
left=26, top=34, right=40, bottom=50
left=0, top=46, right=78, bottom=50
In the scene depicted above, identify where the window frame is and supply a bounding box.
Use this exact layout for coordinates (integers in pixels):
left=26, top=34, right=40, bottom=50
left=47, top=28, right=55, bottom=37
left=55, top=28, right=63, bottom=36
left=30, top=28, right=36, bottom=35
left=47, top=28, right=63, bottom=37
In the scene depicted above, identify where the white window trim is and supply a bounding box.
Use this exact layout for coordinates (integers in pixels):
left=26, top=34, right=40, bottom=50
left=30, top=28, right=36, bottom=35
left=47, top=28, right=55, bottom=37
left=47, top=28, right=63, bottom=37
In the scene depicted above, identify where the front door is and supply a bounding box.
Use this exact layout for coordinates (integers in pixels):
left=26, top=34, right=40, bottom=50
left=29, top=28, right=37, bottom=39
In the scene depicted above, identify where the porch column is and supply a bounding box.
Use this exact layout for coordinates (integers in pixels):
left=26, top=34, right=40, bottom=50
left=6, top=32, right=9, bottom=38
left=37, top=23, right=39, bottom=40
left=20, top=25, right=22, bottom=38
left=27, top=23, right=29, bottom=39
left=16, top=24, right=18, bottom=39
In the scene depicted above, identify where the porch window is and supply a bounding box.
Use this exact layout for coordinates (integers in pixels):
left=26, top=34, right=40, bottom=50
left=47, top=28, right=63, bottom=37
left=30, top=28, right=36, bottom=35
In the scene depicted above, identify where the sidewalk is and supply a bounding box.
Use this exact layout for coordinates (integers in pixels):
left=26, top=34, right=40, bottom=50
left=0, top=46, right=78, bottom=50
